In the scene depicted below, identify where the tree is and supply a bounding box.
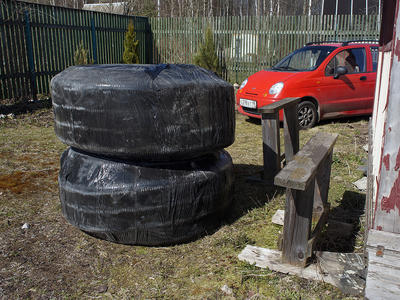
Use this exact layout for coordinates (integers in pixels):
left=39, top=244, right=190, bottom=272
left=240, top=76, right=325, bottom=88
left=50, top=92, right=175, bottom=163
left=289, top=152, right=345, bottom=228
left=193, top=26, right=221, bottom=76
left=74, top=41, right=91, bottom=65
left=123, top=21, right=140, bottom=64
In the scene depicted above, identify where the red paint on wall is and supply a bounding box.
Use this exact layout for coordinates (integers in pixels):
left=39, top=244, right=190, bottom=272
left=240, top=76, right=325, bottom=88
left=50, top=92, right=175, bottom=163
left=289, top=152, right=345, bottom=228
left=395, top=38, right=400, bottom=61
left=383, top=154, right=390, bottom=171
left=389, top=127, right=392, bottom=132
left=381, top=172, right=400, bottom=215
left=395, top=148, right=400, bottom=171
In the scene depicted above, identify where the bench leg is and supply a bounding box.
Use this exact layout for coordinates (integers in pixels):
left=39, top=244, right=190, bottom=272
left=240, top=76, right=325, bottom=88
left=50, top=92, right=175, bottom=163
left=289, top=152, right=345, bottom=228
left=309, top=151, right=333, bottom=252
left=283, top=104, right=299, bottom=162
left=282, top=181, right=315, bottom=267
left=262, top=112, right=280, bottom=181
left=313, top=151, right=333, bottom=215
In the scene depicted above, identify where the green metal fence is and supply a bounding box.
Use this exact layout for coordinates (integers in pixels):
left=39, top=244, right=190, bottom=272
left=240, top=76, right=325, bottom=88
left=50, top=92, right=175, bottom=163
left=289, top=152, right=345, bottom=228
left=150, top=15, right=380, bottom=83
left=0, top=0, right=151, bottom=101
left=0, top=0, right=380, bottom=101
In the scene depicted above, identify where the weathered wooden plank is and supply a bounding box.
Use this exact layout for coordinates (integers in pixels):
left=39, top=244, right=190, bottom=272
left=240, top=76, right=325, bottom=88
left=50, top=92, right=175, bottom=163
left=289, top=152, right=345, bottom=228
left=283, top=103, right=299, bottom=162
left=261, top=112, right=280, bottom=180
left=271, top=209, right=285, bottom=226
left=238, top=245, right=336, bottom=285
left=365, top=231, right=400, bottom=299
left=313, top=150, right=333, bottom=213
left=275, top=132, right=338, bottom=191
left=282, top=181, right=315, bottom=266
left=315, top=251, right=366, bottom=296
left=258, top=97, right=300, bottom=114
left=367, top=229, right=400, bottom=252
left=365, top=119, right=374, bottom=244
left=372, top=1, right=400, bottom=233
left=239, top=246, right=366, bottom=295
left=366, top=245, right=400, bottom=299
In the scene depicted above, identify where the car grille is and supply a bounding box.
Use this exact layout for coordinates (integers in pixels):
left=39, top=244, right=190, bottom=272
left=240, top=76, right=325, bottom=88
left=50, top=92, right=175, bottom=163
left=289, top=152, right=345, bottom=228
left=242, top=107, right=260, bottom=115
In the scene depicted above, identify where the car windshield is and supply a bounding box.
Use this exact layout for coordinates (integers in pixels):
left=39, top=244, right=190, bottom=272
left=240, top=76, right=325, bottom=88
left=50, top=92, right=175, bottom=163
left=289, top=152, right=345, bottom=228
left=272, top=46, right=337, bottom=71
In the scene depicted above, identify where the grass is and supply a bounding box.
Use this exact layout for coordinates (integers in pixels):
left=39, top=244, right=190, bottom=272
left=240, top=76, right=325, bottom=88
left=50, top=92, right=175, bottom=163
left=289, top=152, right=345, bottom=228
left=0, top=107, right=368, bottom=299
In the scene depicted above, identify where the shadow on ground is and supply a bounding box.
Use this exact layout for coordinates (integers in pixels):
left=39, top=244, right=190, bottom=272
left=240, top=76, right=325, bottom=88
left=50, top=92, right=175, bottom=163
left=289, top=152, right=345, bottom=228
left=245, top=117, right=261, bottom=125
left=244, top=114, right=370, bottom=128
left=0, top=98, right=52, bottom=115
left=319, top=115, right=370, bottom=127
left=315, top=190, right=366, bottom=253
left=226, top=163, right=284, bottom=224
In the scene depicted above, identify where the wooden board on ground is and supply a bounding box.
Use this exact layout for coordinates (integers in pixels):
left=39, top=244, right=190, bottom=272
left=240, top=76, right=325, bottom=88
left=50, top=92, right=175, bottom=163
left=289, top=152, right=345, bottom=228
left=238, top=245, right=365, bottom=296
left=271, top=209, right=284, bottom=226
left=316, top=251, right=366, bottom=296
left=365, top=230, right=400, bottom=299
left=238, top=245, right=335, bottom=284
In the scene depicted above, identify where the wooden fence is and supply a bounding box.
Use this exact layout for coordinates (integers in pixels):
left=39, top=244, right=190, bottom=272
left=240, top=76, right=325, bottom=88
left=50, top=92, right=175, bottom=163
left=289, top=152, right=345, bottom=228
left=0, top=0, right=151, bottom=101
left=150, top=15, right=380, bottom=83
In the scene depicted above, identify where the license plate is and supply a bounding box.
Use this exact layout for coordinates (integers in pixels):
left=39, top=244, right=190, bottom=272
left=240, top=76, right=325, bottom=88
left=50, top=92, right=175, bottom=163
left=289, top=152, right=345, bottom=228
left=240, top=98, right=257, bottom=109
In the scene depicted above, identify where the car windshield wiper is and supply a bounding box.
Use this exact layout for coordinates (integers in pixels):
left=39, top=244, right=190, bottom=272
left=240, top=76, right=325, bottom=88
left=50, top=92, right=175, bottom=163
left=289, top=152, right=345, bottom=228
left=272, top=66, right=299, bottom=71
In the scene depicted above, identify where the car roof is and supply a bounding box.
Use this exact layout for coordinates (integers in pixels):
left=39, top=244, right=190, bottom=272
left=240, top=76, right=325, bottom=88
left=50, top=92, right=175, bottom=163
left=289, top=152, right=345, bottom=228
left=306, top=40, right=379, bottom=47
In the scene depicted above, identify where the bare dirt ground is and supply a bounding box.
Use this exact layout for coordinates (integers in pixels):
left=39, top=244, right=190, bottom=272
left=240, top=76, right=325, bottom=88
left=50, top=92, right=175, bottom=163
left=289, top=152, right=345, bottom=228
left=0, top=107, right=369, bottom=299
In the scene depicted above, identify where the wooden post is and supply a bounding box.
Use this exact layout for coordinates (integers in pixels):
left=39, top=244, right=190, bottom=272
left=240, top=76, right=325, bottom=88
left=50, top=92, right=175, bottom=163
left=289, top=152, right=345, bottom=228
left=283, top=102, right=299, bottom=162
left=262, top=112, right=280, bottom=181
left=247, top=97, right=300, bottom=183
left=313, top=151, right=332, bottom=215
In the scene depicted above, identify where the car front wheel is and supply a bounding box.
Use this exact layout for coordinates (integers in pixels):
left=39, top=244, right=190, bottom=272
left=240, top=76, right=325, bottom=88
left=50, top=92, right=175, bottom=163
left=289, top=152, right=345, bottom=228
left=297, top=101, right=317, bottom=129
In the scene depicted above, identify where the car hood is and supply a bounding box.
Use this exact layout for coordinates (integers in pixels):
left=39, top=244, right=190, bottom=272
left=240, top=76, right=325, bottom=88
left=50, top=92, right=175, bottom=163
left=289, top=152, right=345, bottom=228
left=242, top=70, right=302, bottom=95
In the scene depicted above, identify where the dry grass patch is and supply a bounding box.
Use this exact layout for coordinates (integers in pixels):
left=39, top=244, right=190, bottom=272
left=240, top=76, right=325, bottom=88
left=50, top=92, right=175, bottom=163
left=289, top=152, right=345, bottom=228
left=0, top=109, right=367, bottom=299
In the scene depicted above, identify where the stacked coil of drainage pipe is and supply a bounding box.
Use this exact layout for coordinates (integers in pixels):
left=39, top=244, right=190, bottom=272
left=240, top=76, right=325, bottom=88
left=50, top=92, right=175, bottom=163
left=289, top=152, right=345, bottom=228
left=51, top=64, right=235, bottom=246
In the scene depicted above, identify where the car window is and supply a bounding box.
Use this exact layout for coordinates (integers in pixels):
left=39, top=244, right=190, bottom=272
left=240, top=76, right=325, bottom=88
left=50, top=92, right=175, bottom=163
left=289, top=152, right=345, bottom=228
left=272, top=46, right=336, bottom=71
left=371, top=47, right=379, bottom=72
left=325, top=48, right=366, bottom=76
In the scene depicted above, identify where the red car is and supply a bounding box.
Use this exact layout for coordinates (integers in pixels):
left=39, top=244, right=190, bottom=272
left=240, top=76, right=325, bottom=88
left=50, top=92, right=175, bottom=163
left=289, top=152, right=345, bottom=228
left=236, top=41, right=379, bottom=128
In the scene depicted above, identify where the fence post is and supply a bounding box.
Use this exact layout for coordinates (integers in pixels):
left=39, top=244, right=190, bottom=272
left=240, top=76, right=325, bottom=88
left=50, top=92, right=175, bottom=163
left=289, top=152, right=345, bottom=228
left=24, top=11, right=37, bottom=101
left=91, top=14, right=98, bottom=64
left=146, top=19, right=153, bottom=64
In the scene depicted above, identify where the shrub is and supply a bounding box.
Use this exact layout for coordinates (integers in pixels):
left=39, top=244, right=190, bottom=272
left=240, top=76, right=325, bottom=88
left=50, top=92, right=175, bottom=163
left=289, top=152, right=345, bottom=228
left=73, top=41, right=91, bottom=65
left=123, top=21, right=139, bottom=64
left=194, top=26, right=221, bottom=76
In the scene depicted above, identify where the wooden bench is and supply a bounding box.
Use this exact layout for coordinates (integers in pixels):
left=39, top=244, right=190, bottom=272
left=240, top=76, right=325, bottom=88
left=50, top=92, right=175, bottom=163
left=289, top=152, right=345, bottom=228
left=256, top=97, right=301, bottom=182
left=274, top=131, right=338, bottom=267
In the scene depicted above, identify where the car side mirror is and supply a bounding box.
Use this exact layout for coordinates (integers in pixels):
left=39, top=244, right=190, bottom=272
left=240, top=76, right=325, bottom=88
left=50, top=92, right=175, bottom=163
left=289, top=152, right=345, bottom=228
left=334, top=66, right=348, bottom=79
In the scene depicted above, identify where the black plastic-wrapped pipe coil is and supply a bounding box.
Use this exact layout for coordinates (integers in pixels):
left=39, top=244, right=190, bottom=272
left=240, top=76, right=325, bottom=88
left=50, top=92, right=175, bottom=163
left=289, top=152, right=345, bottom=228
left=58, top=147, right=234, bottom=246
left=51, top=64, right=235, bottom=161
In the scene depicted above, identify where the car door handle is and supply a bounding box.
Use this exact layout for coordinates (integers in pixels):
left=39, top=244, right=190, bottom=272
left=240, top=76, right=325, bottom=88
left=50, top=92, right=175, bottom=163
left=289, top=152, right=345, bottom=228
left=360, top=76, right=367, bottom=81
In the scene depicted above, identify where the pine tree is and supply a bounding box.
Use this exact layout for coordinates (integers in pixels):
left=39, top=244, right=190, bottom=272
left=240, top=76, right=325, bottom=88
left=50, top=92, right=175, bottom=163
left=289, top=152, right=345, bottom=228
left=193, top=26, right=221, bottom=76
left=123, top=21, right=140, bottom=64
left=73, top=41, right=91, bottom=65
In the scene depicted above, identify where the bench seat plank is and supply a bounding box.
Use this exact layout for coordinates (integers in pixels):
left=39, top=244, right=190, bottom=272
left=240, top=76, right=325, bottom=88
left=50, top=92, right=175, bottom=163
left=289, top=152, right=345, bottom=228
left=274, top=132, right=338, bottom=191
left=258, top=97, right=300, bottom=114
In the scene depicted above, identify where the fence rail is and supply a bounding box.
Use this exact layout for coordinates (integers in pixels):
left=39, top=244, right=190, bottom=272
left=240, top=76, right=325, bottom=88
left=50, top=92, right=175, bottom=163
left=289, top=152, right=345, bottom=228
left=150, top=14, right=380, bottom=83
left=0, top=0, right=151, bottom=101
left=0, top=0, right=380, bottom=101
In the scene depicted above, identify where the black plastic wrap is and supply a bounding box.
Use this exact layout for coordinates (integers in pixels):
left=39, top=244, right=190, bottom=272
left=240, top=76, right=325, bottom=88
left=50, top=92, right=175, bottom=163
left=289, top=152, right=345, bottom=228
left=51, top=64, right=235, bottom=161
left=58, top=147, right=233, bottom=246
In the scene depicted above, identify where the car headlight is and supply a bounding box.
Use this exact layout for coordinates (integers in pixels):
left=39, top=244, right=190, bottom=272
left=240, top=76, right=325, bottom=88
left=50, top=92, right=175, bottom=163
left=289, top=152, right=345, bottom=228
left=269, top=82, right=284, bottom=95
left=239, top=78, right=248, bottom=89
